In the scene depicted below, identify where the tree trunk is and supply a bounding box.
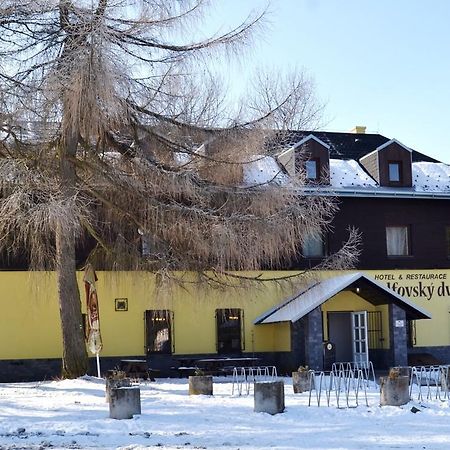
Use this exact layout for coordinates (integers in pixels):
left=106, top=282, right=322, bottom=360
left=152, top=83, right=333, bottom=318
left=56, top=221, right=88, bottom=378
left=56, top=125, right=88, bottom=378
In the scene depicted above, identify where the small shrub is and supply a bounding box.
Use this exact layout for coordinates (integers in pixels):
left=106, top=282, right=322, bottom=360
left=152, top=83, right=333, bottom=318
left=388, top=367, right=400, bottom=380
left=110, top=368, right=127, bottom=380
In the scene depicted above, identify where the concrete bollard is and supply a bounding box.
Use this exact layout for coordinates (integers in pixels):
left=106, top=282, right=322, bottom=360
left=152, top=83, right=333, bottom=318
left=380, top=376, right=410, bottom=406
left=254, top=380, right=285, bottom=415
left=105, top=378, right=132, bottom=403
left=188, top=375, right=213, bottom=395
left=109, top=387, right=141, bottom=419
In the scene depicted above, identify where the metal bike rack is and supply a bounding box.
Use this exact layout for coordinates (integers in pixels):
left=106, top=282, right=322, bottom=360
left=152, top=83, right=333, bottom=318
left=231, top=366, right=278, bottom=396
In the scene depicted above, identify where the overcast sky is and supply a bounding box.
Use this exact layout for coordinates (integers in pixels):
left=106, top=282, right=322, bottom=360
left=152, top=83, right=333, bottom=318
left=206, top=0, right=450, bottom=163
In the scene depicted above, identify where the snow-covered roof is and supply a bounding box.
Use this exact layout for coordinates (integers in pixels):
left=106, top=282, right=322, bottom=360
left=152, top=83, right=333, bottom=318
left=412, top=162, right=450, bottom=192
left=376, top=138, right=412, bottom=153
left=292, top=134, right=331, bottom=150
left=301, top=158, right=450, bottom=198
left=242, top=155, right=287, bottom=186
left=330, top=159, right=377, bottom=188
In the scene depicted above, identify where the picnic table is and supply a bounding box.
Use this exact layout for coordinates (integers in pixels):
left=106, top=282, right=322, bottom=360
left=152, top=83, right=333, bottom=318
left=172, top=356, right=261, bottom=377
left=119, top=359, right=158, bottom=381
left=181, top=357, right=260, bottom=376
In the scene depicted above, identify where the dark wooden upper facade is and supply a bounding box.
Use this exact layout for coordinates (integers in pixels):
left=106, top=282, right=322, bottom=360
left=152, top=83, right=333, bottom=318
left=329, top=196, right=450, bottom=270
left=283, top=130, right=450, bottom=271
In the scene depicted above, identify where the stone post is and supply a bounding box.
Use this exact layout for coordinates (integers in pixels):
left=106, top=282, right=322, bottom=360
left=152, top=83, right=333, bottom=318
left=389, top=304, right=408, bottom=368
left=109, top=387, right=141, bottom=419
left=304, top=307, right=324, bottom=371
left=254, top=380, right=285, bottom=415
left=105, top=377, right=131, bottom=403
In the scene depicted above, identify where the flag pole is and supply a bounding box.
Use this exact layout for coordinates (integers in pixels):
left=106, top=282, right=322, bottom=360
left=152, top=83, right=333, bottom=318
left=96, top=353, right=101, bottom=378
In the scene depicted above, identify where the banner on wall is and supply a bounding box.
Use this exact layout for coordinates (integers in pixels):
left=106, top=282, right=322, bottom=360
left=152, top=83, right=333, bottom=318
left=83, top=263, right=103, bottom=376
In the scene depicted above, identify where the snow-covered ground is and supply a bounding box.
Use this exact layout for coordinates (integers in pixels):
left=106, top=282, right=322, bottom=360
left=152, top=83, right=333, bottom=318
left=1, top=375, right=450, bottom=450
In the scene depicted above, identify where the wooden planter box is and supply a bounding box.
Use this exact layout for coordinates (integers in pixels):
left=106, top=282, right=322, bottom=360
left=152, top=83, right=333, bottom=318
left=380, top=375, right=410, bottom=406
left=292, top=371, right=313, bottom=393
left=188, top=375, right=213, bottom=395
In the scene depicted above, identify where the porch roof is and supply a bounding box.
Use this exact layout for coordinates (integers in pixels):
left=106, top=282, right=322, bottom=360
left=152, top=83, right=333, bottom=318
left=254, top=272, right=432, bottom=324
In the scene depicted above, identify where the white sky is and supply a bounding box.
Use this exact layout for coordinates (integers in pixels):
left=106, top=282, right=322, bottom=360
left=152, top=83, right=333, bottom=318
left=204, top=0, right=450, bottom=164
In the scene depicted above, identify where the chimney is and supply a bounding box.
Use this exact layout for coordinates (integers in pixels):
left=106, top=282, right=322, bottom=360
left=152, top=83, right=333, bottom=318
left=351, top=126, right=366, bottom=134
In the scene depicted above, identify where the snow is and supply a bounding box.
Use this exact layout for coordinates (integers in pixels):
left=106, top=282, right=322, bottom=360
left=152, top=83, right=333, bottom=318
left=412, top=162, right=450, bottom=192
left=330, top=159, right=377, bottom=188
left=328, top=159, right=450, bottom=194
left=2, top=376, right=450, bottom=449
left=242, top=155, right=287, bottom=186
left=173, top=152, right=192, bottom=166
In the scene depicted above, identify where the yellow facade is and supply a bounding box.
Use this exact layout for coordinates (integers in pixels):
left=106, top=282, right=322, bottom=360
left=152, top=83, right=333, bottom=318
left=0, top=269, right=448, bottom=361
left=0, top=271, right=292, bottom=360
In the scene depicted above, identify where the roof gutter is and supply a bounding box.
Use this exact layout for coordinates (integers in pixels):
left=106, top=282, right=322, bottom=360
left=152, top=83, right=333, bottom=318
left=298, top=188, right=450, bottom=200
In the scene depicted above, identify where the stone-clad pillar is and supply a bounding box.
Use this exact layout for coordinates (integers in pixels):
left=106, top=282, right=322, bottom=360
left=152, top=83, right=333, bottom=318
left=389, top=303, right=408, bottom=368
left=304, top=307, right=324, bottom=371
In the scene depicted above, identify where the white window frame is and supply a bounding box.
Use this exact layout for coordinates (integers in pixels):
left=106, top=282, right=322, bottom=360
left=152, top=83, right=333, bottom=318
left=386, top=226, right=410, bottom=256
left=388, top=161, right=401, bottom=182
left=302, top=232, right=327, bottom=258
left=305, top=159, right=319, bottom=180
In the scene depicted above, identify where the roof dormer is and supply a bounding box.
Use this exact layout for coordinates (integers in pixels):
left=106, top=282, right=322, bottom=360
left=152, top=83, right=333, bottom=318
left=293, top=134, right=331, bottom=184
left=359, top=139, right=412, bottom=188
left=277, top=134, right=331, bottom=183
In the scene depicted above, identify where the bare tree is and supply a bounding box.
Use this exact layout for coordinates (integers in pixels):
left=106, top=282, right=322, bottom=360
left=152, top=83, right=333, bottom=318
left=246, top=68, right=325, bottom=130
left=0, top=0, right=359, bottom=378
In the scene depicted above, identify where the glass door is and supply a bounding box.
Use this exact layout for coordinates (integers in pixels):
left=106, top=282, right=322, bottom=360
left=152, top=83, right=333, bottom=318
left=352, top=311, right=369, bottom=367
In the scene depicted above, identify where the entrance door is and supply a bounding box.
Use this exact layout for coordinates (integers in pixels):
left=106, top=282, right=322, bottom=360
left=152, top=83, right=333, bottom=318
left=328, top=312, right=353, bottom=363
left=352, top=311, right=369, bottom=366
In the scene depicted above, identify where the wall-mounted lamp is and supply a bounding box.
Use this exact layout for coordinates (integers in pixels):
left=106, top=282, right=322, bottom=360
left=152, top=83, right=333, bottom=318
left=355, top=287, right=360, bottom=294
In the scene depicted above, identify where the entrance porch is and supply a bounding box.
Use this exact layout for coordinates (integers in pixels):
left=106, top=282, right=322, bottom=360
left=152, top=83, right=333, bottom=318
left=254, top=272, right=431, bottom=370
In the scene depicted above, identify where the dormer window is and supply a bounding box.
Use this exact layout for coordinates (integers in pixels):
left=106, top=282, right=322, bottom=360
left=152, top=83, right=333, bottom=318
left=288, top=134, right=330, bottom=185
left=388, top=161, right=401, bottom=183
left=359, top=139, right=412, bottom=188
left=306, top=159, right=319, bottom=180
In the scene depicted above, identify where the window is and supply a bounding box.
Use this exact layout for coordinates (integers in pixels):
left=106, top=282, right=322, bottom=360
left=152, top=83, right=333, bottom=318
left=216, top=308, right=243, bottom=354
left=388, top=161, right=401, bottom=183
left=446, top=227, right=450, bottom=258
left=145, top=310, right=173, bottom=354
left=302, top=232, right=327, bottom=258
left=386, top=226, right=410, bottom=256
left=407, top=320, right=416, bottom=347
left=305, top=159, right=319, bottom=180
left=367, top=311, right=383, bottom=349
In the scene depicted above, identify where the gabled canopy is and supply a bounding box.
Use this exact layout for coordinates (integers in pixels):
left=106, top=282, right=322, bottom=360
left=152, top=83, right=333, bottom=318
left=254, top=272, right=431, bottom=324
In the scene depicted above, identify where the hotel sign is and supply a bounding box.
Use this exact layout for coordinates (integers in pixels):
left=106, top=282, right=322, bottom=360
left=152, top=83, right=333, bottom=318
left=372, top=272, right=450, bottom=301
